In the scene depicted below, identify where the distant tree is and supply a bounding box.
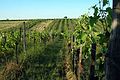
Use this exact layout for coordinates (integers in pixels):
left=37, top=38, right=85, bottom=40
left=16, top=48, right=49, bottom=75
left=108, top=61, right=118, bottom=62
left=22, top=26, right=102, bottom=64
left=64, top=16, right=67, bottom=19
left=6, top=19, right=9, bottom=21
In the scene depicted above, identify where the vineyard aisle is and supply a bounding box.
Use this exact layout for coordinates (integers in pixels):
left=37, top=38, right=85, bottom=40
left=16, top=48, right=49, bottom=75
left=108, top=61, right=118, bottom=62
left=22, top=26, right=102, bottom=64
left=0, top=19, right=77, bottom=80
left=31, top=20, right=53, bottom=32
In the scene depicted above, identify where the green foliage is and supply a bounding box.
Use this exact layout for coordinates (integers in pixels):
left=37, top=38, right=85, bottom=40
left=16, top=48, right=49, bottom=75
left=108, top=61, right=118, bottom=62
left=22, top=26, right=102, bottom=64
left=0, top=19, right=72, bottom=80
left=0, top=0, right=112, bottom=79
left=103, top=0, right=109, bottom=6
left=73, top=0, right=112, bottom=79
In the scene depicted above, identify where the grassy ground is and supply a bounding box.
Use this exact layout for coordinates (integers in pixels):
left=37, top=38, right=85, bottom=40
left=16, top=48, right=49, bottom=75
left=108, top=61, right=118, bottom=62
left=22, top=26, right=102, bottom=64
left=0, top=19, right=76, bottom=80
left=31, top=20, right=53, bottom=32
left=0, top=21, right=27, bottom=31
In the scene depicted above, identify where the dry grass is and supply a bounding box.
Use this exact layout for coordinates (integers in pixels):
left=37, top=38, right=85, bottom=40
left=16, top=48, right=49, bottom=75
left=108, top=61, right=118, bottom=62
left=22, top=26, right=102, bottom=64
left=31, top=20, right=53, bottom=32
left=0, top=21, right=27, bottom=31
left=0, top=62, right=22, bottom=80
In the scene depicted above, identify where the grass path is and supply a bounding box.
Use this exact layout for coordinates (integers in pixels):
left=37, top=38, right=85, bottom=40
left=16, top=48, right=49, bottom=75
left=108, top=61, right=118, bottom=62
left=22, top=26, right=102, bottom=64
left=31, top=20, right=53, bottom=32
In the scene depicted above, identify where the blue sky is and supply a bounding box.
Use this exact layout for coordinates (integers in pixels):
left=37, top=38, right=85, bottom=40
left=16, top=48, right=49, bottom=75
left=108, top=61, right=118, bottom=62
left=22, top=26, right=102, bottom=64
left=0, top=0, right=112, bottom=20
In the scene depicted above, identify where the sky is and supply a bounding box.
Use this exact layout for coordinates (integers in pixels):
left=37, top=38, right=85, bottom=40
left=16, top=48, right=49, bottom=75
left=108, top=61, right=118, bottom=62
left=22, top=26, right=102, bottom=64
left=0, top=0, right=112, bottom=20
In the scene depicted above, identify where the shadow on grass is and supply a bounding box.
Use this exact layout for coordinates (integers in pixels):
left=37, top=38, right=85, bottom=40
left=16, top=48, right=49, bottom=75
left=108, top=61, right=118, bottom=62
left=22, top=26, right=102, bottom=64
left=22, top=36, right=65, bottom=80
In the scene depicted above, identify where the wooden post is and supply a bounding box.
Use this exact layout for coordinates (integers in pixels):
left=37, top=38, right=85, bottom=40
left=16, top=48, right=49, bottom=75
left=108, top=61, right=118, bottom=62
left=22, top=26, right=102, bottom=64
left=39, top=33, right=41, bottom=44
left=90, top=43, right=96, bottom=80
left=30, top=30, right=33, bottom=47
left=33, top=32, right=36, bottom=52
left=106, top=0, right=120, bottom=80
left=76, top=48, right=80, bottom=80
left=75, top=44, right=82, bottom=80
left=23, top=22, right=26, bottom=53
left=15, top=42, right=19, bottom=64
left=20, top=27, right=22, bottom=41
left=72, top=35, right=75, bottom=73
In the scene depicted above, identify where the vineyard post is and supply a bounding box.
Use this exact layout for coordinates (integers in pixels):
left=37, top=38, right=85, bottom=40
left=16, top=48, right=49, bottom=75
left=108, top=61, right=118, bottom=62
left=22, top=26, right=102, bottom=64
left=75, top=49, right=78, bottom=80
left=23, top=22, right=26, bottom=53
left=75, top=44, right=82, bottom=80
left=33, top=31, right=36, bottom=52
left=15, top=42, right=19, bottom=64
left=106, top=0, right=120, bottom=80
left=72, top=35, right=75, bottom=73
left=39, top=33, right=41, bottom=44
left=72, top=19, right=75, bottom=73
left=90, top=43, right=96, bottom=80
left=20, top=27, right=22, bottom=41
left=30, top=30, right=33, bottom=47
left=28, top=30, right=31, bottom=48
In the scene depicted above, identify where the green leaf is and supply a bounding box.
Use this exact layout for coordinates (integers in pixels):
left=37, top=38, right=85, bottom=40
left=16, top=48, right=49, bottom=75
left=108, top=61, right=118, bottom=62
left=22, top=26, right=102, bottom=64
left=97, top=53, right=103, bottom=59
left=89, top=17, right=94, bottom=27
left=89, top=16, right=96, bottom=27
left=81, top=33, right=87, bottom=41
left=103, top=0, right=109, bottom=6
left=106, top=7, right=112, bottom=16
left=97, top=34, right=106, bottom=44
left=94, top=7, right=98, bottom=17
left=92, top=5, right=98, bottom=17
left=88, top=25, right=92, bottom=31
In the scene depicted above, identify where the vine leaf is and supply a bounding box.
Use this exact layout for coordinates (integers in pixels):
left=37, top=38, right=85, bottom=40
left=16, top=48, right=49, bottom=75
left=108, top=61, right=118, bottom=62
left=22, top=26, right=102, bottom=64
left=81, top=33, right=87, bottom=41
left=94, top=7, right=98, bottom=17
left=106, top=7, right=112, bottom=27
left=89, top=16, right=96, bottom=27
left=103, top=0, right=109, bottom=7
left=106, top=7, right=112, bottom=15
